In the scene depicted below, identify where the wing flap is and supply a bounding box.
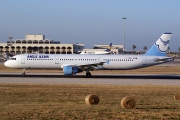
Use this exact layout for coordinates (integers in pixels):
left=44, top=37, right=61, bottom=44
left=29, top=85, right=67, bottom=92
left=61, top=62, right=105, bottom=70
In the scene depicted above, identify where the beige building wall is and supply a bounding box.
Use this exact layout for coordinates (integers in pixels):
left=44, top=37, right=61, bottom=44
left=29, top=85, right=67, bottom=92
left=0, top=34, right=85, bottom=55
left=0, top=34, right=122, bottom=55
left=25, top=34, right=45, bottom=40
left=0, top=42, right=84, bottom=55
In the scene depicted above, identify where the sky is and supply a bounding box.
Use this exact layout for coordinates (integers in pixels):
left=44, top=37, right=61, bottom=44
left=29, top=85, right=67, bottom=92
left=0, top=0, right=180, bottom=52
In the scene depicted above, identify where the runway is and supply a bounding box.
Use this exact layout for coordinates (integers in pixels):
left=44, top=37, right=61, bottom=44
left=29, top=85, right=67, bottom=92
left=0, top=73, right=180, bottom=85
left=0, top=73, right=180, bottom=79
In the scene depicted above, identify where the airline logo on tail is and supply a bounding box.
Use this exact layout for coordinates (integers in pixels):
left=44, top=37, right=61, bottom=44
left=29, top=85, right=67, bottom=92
left=105, top=43, right=112, bottom=52
left=144, top=33, right=171, bottom=56
left=155, top=37, right=170, bottom=52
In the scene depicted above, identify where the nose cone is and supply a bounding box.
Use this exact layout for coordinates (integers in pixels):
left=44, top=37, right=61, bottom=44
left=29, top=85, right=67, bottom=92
left=4, top=61, right=10, bottom=68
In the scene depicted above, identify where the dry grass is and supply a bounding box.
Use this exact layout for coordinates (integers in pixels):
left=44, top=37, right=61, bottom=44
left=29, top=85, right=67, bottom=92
left=1, top=63, right=180, bottom=119
left=0, top=84, right=180, bottom=119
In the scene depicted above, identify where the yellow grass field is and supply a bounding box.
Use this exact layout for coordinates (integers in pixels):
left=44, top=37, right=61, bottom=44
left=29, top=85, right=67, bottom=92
left=0, top=84, right=180, bottom=119
left=0, top=64, right=180, bottom=119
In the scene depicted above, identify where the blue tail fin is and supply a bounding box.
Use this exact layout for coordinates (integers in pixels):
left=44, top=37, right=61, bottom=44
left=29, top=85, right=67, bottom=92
left=144, top=33, right=171, bottom=56
left=105, top=43, right=112, bottom=52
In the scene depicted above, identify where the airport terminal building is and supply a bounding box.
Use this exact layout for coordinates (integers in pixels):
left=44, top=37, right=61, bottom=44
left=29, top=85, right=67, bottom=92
left=0, top=35, right=84, bottom=55
left=0, top=34, right=123, bottom=55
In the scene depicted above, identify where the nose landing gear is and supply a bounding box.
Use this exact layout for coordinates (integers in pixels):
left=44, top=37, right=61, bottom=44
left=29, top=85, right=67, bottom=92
left=86, top=71, right=91, bottom=78
left=22, top=69, right=26, bottom=76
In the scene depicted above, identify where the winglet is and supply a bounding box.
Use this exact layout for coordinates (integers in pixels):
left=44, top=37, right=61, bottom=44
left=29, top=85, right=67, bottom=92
left=144, top=33, right=171, bottom=56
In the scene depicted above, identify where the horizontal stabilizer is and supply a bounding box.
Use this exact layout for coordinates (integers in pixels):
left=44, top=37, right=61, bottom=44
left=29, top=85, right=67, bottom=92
left=154, top=57, right=174, bottom=62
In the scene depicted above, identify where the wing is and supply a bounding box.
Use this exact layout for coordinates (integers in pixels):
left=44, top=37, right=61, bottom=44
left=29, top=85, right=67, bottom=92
left=61, top=61, right=106, bottom=71
left=77, top=62, right=106, bottom=70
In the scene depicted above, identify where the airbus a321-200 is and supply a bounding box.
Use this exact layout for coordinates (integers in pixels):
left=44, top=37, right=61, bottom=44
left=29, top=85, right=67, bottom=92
left=4, top=33, right=173, bottom=77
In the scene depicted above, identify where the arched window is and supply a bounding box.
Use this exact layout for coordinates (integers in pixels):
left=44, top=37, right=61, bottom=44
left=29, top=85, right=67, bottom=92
left=62, top=46, right=66, bottom=54
left=39, top=46, right=43, bottom=53
left=22, top=40, right=27, bottom=44
left=33, top=40, right=38, bottom=44
left=22, top=46, right=26, bottom=51
left=22, top=46, right=26, bottom=53
left=5, top=46, right=9, bottom=52
left=67, top=46, right=72, bottom=54
left=56, top=46, right=60, bottom=54
left=45, top=46, right=49, bottom=54
left=16, top=46, right=21, bottom=52
left=39, top=40, right=43, bottom=44
left=33, top=46, right=38, bottom=52
left=45, top=40, right=50, bottom=44
left=28, top=40, right=32, bottom=44
left=16, top=40, right=21, bottom=44
left=0, top=46, right=3, bottom=52
left=50, top=46, right=55, bottom=54
left=27, top=46, right=32, bottom=53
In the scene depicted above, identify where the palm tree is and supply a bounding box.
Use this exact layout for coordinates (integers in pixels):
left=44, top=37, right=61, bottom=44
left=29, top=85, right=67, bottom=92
left=132, top=45, right=136, bottom=52
left=178, top=47, right=180, bottom=54
left=143, top=46, right=147, bottom=52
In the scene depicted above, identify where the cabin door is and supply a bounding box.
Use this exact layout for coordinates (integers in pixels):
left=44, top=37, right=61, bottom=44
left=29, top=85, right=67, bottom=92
left=21, top=55, right=25, bottom=64
left=55, top=55, right=59, bottom=64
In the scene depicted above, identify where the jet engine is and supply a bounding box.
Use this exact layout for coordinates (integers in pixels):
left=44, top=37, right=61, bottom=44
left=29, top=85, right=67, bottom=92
left=63, top=66, right=83, bottom=75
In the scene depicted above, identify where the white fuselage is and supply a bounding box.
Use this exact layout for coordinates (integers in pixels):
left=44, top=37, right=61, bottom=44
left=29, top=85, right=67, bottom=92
left=4, top=54, right=172, bottom=70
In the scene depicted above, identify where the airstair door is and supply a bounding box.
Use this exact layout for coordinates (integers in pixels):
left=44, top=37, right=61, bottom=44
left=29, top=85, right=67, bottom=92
left=21, top=55, right=25, bottom=64
left=55, top=55, right=59, bottom=64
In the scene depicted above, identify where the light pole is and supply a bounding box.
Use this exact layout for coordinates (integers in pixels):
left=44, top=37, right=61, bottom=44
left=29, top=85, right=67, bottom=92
left=122, top=17, right=126, bottom=52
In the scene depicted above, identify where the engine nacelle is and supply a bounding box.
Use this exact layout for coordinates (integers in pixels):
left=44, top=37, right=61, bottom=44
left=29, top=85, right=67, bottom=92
left=63, top=66, right=83, bottom=75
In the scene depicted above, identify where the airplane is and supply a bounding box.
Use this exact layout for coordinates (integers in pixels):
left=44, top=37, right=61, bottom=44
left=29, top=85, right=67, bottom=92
left=78, top=43, right=114, bottom=54
left=4, top=33, right=173, bottom=77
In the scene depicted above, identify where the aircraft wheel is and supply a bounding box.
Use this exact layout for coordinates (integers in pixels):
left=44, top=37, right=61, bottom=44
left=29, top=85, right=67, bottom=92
left=22, top=69, right=26, bottom=76
left=86, top=72, right=91, bottom=78
left=22, top=73, right=25, bottom=76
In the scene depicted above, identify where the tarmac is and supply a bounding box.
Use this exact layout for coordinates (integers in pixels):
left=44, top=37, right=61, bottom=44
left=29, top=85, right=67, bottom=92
left=0, top=73, right=180, bottom=85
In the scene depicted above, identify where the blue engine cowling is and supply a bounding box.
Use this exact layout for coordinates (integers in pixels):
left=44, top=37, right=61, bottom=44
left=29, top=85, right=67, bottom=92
left=63, top=66, right=83, bottom=75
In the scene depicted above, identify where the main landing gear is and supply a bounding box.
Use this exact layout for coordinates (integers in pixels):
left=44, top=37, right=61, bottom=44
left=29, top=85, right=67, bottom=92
left=86, top=71, right=91, bottom=78
left=22, top=69, right=26, bottom=76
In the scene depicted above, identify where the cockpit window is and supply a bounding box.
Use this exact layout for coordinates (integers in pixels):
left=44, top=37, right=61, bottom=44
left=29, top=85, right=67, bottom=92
left=11, top=58, right=16, bottom=60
